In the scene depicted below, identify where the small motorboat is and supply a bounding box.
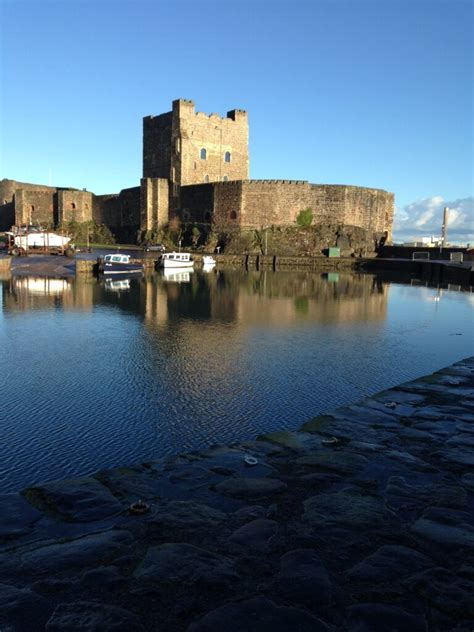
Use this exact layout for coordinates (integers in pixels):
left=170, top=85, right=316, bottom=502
left=202, top=255, right=216, bottom=266
left=98, top=254, right=143, bottom=275
left=157, top=252, right=194, bottom=269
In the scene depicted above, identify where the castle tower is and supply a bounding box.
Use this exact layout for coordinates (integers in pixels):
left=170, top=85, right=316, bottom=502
left=143, top=99, right=249, bottom=186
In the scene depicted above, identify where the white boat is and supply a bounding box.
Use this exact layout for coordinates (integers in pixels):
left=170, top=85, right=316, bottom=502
left=158, top=252, right=194, bottom=269
left=202, top=255, right=216, bottom=266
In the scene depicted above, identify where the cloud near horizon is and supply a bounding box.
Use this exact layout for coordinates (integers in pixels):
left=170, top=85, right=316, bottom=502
left=393, top=196, right=474, bottom=245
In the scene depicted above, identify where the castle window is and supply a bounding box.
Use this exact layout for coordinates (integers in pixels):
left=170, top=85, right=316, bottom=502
left=225, top=151, right=231, bottom=163
left=204, top=175, right=209, bottom=183
left=194, top=161, right=197, bottom=170
left=230, top=211, right=237, bottom=220
left=70, top=202, right=76, bottom=210
left=200, top=148, right=207, bottom=160
left=223, top=175, right=229, bottom=182
left=85, top=203, right=89, bottom=210
left=30, top=205, right=35, bottom=212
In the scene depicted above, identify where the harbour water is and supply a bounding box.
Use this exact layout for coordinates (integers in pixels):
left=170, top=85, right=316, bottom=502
left=1, top=269, right=473, bottom=492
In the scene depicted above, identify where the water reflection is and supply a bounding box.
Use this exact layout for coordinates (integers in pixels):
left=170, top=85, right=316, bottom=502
left=1, top=269, right=472, bottom=493
left=2, top=270, right=391, bottom=326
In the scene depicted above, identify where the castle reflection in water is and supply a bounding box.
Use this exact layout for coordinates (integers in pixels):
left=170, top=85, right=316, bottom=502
left=1, top=270, right=389, bottom=329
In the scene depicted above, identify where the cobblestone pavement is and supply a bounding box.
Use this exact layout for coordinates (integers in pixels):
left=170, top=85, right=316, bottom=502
left=1, top=359, right=473, bottom=631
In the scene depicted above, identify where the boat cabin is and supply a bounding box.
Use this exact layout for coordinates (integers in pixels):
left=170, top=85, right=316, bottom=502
left=162, top=252, right=193, bottom=262
left=103, top=254, right=131, bottom=264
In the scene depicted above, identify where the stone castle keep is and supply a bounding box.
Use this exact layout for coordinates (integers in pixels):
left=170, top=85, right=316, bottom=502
left=0, top=99, right=394, bottom=242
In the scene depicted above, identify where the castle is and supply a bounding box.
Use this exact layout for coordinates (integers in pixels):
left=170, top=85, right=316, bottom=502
left=0, top=99, right=394, bottom=242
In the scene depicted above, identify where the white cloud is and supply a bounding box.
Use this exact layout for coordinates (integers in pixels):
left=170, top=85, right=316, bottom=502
left=393, top=196, right=474, bottom=245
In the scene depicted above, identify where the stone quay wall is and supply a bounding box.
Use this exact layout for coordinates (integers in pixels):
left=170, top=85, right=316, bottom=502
left=0, top=358, right=472, bottom=631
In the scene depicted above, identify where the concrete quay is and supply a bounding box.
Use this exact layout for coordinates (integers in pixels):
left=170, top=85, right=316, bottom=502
left=1, top=358, right=473, bottom=631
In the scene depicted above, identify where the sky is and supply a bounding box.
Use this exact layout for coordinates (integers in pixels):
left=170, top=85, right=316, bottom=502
left=0, top=0, right=472, bottom=243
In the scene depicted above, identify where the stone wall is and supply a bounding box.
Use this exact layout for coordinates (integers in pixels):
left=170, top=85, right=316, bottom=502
left=143, top=112, right=173, bottom=179
left=0, top=179, right=56, bottom=230
left=58, top=190, right=93, bottom=223
left=208, top=181, right=393, bottom=239
left=140, top=178, right=169, bottom=232
left=143, top=99, right=249, bottom=188
left=172, top=99, right=249, bottom=186
left=14, top=189, right=55, bottom=226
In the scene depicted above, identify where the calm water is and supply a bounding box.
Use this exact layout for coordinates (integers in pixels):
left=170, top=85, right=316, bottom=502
left=1, top=269, right=473, bottom=492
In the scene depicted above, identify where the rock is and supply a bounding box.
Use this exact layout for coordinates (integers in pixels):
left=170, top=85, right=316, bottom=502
left=257, top=430, right=317, bottom=450
left=21, top=530, right=133, bottom=574
left=133, top=543, right=238, bottom=586
left=0, top=582, right=44, bottom=630
left=347, top=545, right=432, bottom=582
left=461, top=473, right=474, bottom=492
left=80, top=565, right=125, bottom=590
left=277, top=549, right=333, bottom=606
left=152, top=500, right=226, bottom=530
left=229, top=519, right=278, bottom=550
left=23, top=477, right=123, bottom=522
left=215, top=477, right=286, bottom=498
left=45, top=601, right=145, bottom=631
left=411, top=508, right=474, bottom=549
left=0, top=493, right=42, bottom=540
left=347, top=603, right=427, bottom=631
left=233, top=505, right=266, bottom=521
left=187, top=596, right=330, bottom=631
left=296, top=451, right=368, bottom=475
left=303, top=489, right=385, bottom=530
left=405, top=567, right=474, bottom=617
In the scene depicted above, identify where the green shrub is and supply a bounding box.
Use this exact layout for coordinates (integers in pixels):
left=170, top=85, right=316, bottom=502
left=296, top=208, right=313, bottom=227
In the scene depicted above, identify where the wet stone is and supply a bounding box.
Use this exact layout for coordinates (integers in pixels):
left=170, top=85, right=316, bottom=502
left=461, top=473, right=474, bottom=492
left=133, top=543, right=238, bottom=586
left=151, top=500, right=227, bottom=530
left=347, top=545, right=433, bottom=582
left=45, top=601, right=145, bottom=631
left=80, top=565, right=125, bottom=590
left=229, top=519, right=278, bottom=550
left=21, top=529, right=133, bottom=574
left=215, top=477, right=286, bottom=498
left=347, top=602, right=427, bottom=632
left=0, top=493, right=43, bottom=540
left=411, top=507, right=474, bottom=549
left=404, top=567, right=474, bottom=618
left=258, top=430, right=319, bottom=451
left=0, top=582, right=45, bottom=630
left=277, top=549, right=334, bottom=606
left=233, top=505, right=266, bottom=521
left=187, top=596, right=330, bottom=632
left=303, top=488, right=386, bottom=530
left=296, top=451, right=368, bottom=475
left=23, top=477, right=123, bottom=522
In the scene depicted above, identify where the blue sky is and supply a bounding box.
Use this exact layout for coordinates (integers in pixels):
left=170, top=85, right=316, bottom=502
left=0, top=0, right=472, bottom=242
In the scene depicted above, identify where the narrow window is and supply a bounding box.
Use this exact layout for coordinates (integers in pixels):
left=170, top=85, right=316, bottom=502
left=204, top=175, right=209, bottom=183
left=200, top=148, right=207, bottom=160
left=30, top=205, right=35, bottom=212
left=70, top=202, right=76, bottom=210
left=230, top=211, right=237, bottom=220
left=223, top=175, right=229, bottom=182
left=225, top=151, right=231, bottom=163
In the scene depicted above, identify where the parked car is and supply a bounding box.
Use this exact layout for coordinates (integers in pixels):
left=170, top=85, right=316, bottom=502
left=144, top=243, right=166, bottom=253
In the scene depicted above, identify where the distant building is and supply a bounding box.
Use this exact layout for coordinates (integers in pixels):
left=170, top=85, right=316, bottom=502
left=0, top=99, right=394, bottom=242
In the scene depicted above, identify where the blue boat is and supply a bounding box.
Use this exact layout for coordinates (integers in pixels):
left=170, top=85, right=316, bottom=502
left=98, top=254, right=143, bottom=275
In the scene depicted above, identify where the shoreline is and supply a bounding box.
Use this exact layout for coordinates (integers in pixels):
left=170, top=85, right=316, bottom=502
left=1, top=358, right=473, bottom=630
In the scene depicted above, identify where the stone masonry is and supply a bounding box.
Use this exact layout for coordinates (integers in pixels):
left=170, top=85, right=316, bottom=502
left=0, top=98, right=395, bottom=241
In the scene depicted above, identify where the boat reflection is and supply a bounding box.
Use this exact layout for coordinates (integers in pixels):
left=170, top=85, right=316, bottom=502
left=161, top=268, right=194, bottom=283
left=104, top=278, right=131, bottom=292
